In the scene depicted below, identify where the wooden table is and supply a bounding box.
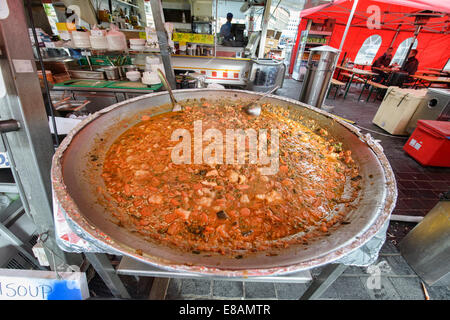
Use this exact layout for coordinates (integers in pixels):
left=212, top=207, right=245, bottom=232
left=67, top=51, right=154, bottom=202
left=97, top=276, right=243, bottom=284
left=336, top=65, right=378, bottom=98
left=336, top=65, right=377, bottom=76
left=353, top=63, right=371, bottom=70
left=372, top=66, right=397, bottom=73
left=411, top=75, right=450, bottom=88
left=427, top=67, right=450, bottom=73
left=416, top=70, right=446, bottom=77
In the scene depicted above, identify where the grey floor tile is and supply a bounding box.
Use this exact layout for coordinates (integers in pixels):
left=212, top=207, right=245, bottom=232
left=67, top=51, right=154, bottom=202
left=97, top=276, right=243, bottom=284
left=389, top=277, right=425, bottom=300
left=212, top=281, right=244, bottom=298
left=363, top=276, right=401, bottom=300
left=379, top=240, right=399, bottom=255
left=384, top=255, right=417, bottom=276
left=333, top=276, right=372, bottom=300
left=180, top=279, right=212, bottom=297
left=244, top=282, right=276, bottom=299
left=342, top=265, right=368, bottom=275
left=275, top=283, right=308, bottom=300
left=317, top=282, right=340, bottom=300
left=425, top=285, right=450, bottom=300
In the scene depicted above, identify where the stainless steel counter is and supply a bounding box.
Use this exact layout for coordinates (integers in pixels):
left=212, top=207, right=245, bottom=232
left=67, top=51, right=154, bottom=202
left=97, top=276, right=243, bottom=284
left=50, top=85, right=163, bottom=113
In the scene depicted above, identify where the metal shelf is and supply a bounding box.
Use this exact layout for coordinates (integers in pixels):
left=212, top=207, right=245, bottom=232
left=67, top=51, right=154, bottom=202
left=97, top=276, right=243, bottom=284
left=114, top=0, right=139, bottom=9
left=117, top=256, right=312, bottom=283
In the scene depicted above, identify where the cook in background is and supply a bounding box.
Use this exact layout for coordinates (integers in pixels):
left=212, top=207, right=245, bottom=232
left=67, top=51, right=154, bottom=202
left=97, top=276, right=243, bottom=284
left=220, top=12, right=234, bottom=44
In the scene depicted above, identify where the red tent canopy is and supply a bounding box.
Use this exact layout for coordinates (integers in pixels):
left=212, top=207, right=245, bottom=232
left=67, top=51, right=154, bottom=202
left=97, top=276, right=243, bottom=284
left=289, top=0, right=450, bottom=73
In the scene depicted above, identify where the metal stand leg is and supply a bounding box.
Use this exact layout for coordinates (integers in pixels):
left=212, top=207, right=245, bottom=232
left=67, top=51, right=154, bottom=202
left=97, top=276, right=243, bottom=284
left=85, top=253, right=131, bottom=299
left=326, top=85, right=332, bottom=99
left=366, top=86, right=374, bottom=102
left=358, top=84, right=365, bottom=100
left=299, top=263, right=348, bottom=300
left=344, top=75, right=354, bottom=99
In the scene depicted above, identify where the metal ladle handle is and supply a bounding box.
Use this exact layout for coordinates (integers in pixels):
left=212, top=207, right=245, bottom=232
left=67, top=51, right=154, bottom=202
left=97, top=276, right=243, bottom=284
left=157, top=68, right=178, bottom=107
left=243, top=85, right=280, bottom=109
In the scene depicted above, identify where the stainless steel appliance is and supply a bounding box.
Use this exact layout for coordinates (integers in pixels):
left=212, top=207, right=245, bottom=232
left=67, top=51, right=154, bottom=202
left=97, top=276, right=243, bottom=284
left=192, top=22, right=212, bottom=34
left=247, top=59, right=285, bottom=92
left=299, top=45, right=339, bottom=109
left=406, top=88, right=450, bottom=134
left=68, top=70, right=105, bottom=80
left=399, top=191, right=450, bottom=286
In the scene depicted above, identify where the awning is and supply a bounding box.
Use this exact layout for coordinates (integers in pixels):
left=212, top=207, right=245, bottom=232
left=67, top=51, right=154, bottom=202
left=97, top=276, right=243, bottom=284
left=290, top=0, right=450, bottom=72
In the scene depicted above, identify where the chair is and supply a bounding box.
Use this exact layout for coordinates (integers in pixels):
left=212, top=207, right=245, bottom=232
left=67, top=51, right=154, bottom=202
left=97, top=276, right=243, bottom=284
left=342, top=74, right=365, bottom=99
left=327, top=78, right=346, bottom=99
left=358, top=80, right=388, bottom=102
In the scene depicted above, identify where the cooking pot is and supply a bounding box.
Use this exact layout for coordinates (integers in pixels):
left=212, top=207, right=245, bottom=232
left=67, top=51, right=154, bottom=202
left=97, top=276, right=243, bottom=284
left=52, top=89, right=397, bottom=277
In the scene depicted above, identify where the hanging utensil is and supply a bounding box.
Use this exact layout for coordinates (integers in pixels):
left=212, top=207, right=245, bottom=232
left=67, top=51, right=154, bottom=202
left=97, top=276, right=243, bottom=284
left=106, top=56, right=115, bottom=66
left=157, top=69, right=183, bottom=112
left=242, top=86, right=280, bottom=116
left=86, top=55, right=93, bottom=71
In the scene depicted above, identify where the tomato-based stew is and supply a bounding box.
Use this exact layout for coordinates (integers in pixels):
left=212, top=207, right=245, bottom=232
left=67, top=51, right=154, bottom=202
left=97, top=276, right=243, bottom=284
left=98, top=99, right=361, bottom=256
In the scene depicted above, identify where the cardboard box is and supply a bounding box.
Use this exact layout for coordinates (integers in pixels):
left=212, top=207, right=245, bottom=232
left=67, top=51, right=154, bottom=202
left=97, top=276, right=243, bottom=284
left=266, top=30, right=282, bottom=40
left=265, top=38, right=279, bottom=49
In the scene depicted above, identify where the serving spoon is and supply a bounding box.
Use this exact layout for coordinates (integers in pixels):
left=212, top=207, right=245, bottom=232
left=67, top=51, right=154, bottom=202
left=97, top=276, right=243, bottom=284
left=242, top=86, right=280, bottom=116
left=157, top=68, right=183, bottom=112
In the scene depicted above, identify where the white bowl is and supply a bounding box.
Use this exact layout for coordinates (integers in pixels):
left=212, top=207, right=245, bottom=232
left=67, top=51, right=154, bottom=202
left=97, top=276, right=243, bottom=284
left=126, top=71, right=141, bottom=82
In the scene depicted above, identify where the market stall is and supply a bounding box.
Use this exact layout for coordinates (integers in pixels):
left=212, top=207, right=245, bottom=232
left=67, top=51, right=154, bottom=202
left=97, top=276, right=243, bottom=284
left=289, top=0, right=450, bottom=79
left=32, top=0, right=286, bottom=97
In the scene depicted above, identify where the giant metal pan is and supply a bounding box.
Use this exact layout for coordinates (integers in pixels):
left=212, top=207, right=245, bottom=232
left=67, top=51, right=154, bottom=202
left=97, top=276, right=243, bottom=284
left=52, top=89, right=397, bottom=277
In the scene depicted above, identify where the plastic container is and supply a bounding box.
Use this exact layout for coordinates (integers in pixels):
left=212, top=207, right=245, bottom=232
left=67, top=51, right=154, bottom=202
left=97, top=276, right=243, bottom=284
left=145, top=56, right=161, bottom=71
left=90, top=28, right=108, bottom=50
left=142, top=71, right=160, bottom=85
left=372, top=87, right=428, bottom=135
left=90, top=35, right=108, bottom=50
left=406, top=88, right=450, bottom=134
left=72, top=31, right=91, bottom=48
left=403, top=120, right=450, bottom=167
left=126, top=71, right=141, bottom=82
left=106, top=25, right=127, bottom=51
left=150, top=63, right=165, bottom=73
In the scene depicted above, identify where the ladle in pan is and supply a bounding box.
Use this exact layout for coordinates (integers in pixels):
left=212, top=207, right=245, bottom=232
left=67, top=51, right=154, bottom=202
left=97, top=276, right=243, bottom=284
left=157, top=69, right=183, bottom=112
left=242, top=86, right=280, bottom=116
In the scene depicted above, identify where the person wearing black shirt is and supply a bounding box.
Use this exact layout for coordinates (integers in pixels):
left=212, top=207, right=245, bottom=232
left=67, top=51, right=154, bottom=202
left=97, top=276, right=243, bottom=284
left=372, top=47, right=393, bottom=83
left=372, top=47, right=393, bottom=70
left=401, top=49, right=419, bottom=75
